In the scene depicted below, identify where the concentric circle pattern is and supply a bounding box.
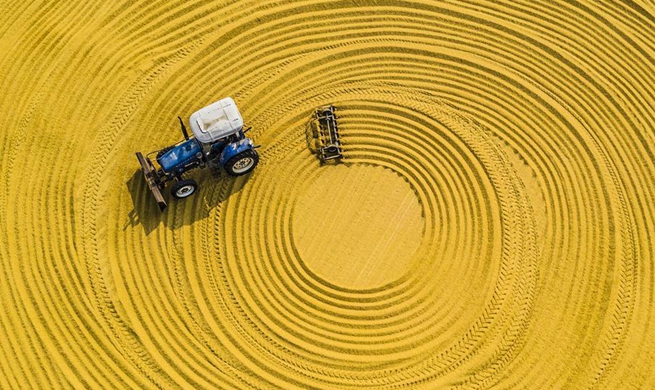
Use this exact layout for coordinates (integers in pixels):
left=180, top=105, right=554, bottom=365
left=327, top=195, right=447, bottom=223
left=1, top=1, right=654, bottom=389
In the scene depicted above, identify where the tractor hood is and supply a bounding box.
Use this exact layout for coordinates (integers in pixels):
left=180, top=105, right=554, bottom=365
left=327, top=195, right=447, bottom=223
left=158, top=139, right=201, bottom=173
left=189, top=97, right=244, bottom=144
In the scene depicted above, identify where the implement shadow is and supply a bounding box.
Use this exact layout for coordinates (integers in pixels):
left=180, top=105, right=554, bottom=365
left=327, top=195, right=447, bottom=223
left=124, top=169, right=248, bottom=235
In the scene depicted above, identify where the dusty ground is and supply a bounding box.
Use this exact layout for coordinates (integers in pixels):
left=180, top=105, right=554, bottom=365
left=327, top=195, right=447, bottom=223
left=1, top=0, right=654, bottom=389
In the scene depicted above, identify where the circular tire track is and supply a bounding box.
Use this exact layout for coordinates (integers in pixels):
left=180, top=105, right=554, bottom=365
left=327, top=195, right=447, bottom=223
left=0, top=1, right=653, bottom=389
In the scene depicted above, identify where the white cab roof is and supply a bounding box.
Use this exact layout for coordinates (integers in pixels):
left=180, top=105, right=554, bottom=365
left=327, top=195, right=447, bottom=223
left=189, top=97, right=244, bottom=143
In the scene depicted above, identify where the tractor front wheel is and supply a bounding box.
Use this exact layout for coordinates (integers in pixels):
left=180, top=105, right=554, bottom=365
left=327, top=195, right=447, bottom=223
left=225, top=149, right=259, bottom=176
left=171, top=179, right=198, bottom=199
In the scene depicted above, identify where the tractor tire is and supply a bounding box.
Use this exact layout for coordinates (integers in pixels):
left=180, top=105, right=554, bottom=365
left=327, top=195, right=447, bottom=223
left=224, top=149, right=259, bottom=176
left=171, top=179, right=198, bottom=199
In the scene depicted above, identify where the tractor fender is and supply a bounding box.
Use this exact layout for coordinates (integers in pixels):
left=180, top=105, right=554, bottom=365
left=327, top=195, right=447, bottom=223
left=219, top=138, right=254, bottom=167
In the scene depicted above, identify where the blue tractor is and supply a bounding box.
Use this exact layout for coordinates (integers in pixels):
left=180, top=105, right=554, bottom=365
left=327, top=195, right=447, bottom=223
left=136, top=97, right=259, bottom=211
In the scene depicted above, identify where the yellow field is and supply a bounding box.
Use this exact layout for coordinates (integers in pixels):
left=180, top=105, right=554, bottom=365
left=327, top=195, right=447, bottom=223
left=1, top=0, right=654, bottom=389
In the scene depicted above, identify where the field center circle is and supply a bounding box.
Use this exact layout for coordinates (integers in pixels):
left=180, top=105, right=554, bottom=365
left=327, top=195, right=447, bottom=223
left=291, top=163, right=424, bottom=290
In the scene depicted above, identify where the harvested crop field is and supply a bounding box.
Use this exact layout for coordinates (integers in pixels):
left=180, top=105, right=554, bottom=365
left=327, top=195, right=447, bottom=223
left=1, top=0, right=654, bottom=389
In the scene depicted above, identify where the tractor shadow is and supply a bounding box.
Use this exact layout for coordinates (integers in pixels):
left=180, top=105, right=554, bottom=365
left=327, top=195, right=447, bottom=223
left=124, top=169, right=249, bottom=235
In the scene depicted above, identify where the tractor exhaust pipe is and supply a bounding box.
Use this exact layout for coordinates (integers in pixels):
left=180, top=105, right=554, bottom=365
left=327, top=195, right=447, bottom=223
left=178, top=116, right=190, bottom=140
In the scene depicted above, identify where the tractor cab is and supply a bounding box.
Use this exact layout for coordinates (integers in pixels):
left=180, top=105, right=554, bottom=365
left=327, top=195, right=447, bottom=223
left=189, top=97, right=244, bottom=144
left=188, top=97, right=257, bottom=176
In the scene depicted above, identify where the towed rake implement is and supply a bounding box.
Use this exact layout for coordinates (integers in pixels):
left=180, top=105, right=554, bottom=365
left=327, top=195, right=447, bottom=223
left=314, top=105, right=343, bottom=162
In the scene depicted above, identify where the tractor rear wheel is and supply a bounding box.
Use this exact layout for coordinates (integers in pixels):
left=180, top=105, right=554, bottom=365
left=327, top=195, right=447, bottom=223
left=171, top=179, right=198, bottom=199
left=225, top=149, right=259, bottom=176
